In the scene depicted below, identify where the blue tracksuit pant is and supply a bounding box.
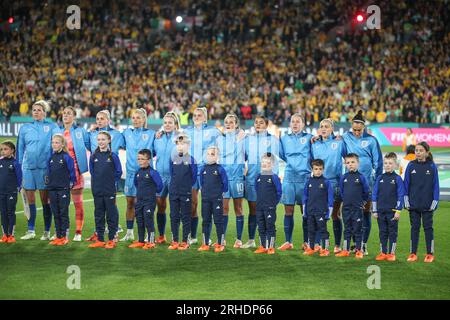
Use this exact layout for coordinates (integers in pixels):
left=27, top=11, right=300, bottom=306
left=135, top=201, right=156, bottom=243
left=94, top=195, right=119, bottom=242
left=0, top=193, right=17, bottom=236
left=49, top=190, right=70, bottom=238
left=377, top=211, right=398, bottom=254
left=256, top=207, right=276, bottom=249
left=409, top=210, right=434, bottom=254
left=170, top=194, right=192, bottom=243
left=307, top=213, right=329, bottom=249
left=342, top=206, right=363, bottom=251
left=202, top=198, right=224, bottom=245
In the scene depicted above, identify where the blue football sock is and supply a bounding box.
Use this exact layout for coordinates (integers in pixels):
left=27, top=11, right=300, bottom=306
left=284, top=215, right=294, bottom=243
left=236, top=216, right=244, bottom=240
left=191, top=217, right=199, bottom=238
left=28, top=204, right=37, bottom=231
left=126, top=219, right=134, bottom=230
left=333, top=219, right=342, bottom=246
left=157, top=213, right=166, bottom=235
left=43, top=204, right=52, bottom=232
left=248, top=215, right=257, bottom=240
left=223, top=215, right=229, bottom=236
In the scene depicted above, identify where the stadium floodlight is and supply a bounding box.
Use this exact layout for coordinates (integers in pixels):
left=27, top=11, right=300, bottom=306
left=355, top=13, right=365, bottom=23
left=176, top=16, right=183, bottom=23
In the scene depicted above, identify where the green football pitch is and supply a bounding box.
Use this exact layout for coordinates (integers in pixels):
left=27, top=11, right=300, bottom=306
left=1, top=137, right=449, bottom=300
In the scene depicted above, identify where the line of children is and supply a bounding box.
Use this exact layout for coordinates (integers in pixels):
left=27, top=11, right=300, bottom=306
left=2, top=134, right=441, bottom=263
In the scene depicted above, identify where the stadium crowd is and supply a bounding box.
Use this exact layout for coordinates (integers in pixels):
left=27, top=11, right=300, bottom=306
left=0, top=0, right=449, bottom=125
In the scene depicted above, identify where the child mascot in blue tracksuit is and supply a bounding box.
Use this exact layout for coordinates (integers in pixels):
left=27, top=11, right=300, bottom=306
left=46, top=134, right=77, bottom=245
left=336, top=153, right=369, bottom=259
left=302, top=159, right=334, bottom=257
left=0, top=141, right=22, bottom=244
left=128, top=149, right=163, bottom=250
left=372, top=152, right=405, bottom=262
left=254, top=153, right=282, bottom=255
left=404, top=142, right=440, bottom=263
left=168, top=133, right=198, bottom=251
left=198, top=146, right=229, bottom=253
left=88, top=131, right=123, bottom=249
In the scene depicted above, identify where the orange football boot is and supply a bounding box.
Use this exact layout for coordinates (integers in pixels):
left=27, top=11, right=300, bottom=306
left=407, top=253, right=418, bottom=262
left=128, top=242, right=145, bottom=248
left=177, top=242, right=189, bottom=250
left=254, top=246, right=268, bottom=254
left=335, top=250, right=350, bottom=257
left=168, top=241, right=179, bottom=250
left=424, top=254, right=435, bottom=263
left=89, top=240, right=106, bottom=248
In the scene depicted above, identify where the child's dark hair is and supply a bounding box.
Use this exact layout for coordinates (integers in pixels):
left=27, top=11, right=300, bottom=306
left=1, top=140, right=16, bottom=157
left=311, top=159, right=324, bottom=168
left=406, top=144, right=415, bottom=155
left=138, top=149, right=152, bottom=159
left=344, top=153, right=359, bottom=161
left=416, top=141, right=433, bottom=162
left=255, top=115, right=269, bottom=126
left=384, top=152, right=397, bottom=161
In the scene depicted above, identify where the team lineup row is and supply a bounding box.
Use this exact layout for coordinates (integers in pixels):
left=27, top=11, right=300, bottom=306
left=0, top=101, right=440, bottom=262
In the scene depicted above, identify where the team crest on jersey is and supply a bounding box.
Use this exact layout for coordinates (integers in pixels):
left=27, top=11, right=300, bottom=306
left=355, top=178, right=360, bottom=183
left=142, top=134, right=148, bottom=141
left=344, top=179, right=348, bottom=183
left=268, top=178, right=272, bottom=183
left=331, top=142, right=338, bottom=150
left=107, top=158, right=112, bottom=162
left=380, top=179, right=384, bottom=183
left=361, top=140, right=369, bottom=148
left=309, top=184, right=312, bottom=188
left=390, top=179, right=396, bottom=184
left=319, top=184, right=324, bottom=188
left=43, top=126, right=50, bottom=133
left=50, top=160, right=53, bottom=163
left=184, top=161, right=189, bottom=165
left=76, top=132, right=82, bottom=139
left=300, top=137, right=307, bottom=144
left=213, top=170, right=218, bottom=175
left=426, top=170, right=431, bottom=175
left=59, top=159, right=64, bottom=164
left=203, top=171, right=207, bottom=175
left=411, top=169, right=416, bottom=174
left=94, top=158, right=99, bottom=162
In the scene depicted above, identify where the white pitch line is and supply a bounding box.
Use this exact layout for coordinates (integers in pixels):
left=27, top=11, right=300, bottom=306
left=15, top=194, right=126, bottom=214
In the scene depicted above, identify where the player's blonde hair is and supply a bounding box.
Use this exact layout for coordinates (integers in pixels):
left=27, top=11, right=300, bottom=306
left=224, top=113, right=240, bottom=129
left=132, top=108, right=148, bottom=128
left=164, top=111, right=180, bottom=130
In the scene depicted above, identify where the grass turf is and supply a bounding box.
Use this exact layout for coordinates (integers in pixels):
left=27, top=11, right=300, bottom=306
left=1, top=137, right=449, bottom=299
